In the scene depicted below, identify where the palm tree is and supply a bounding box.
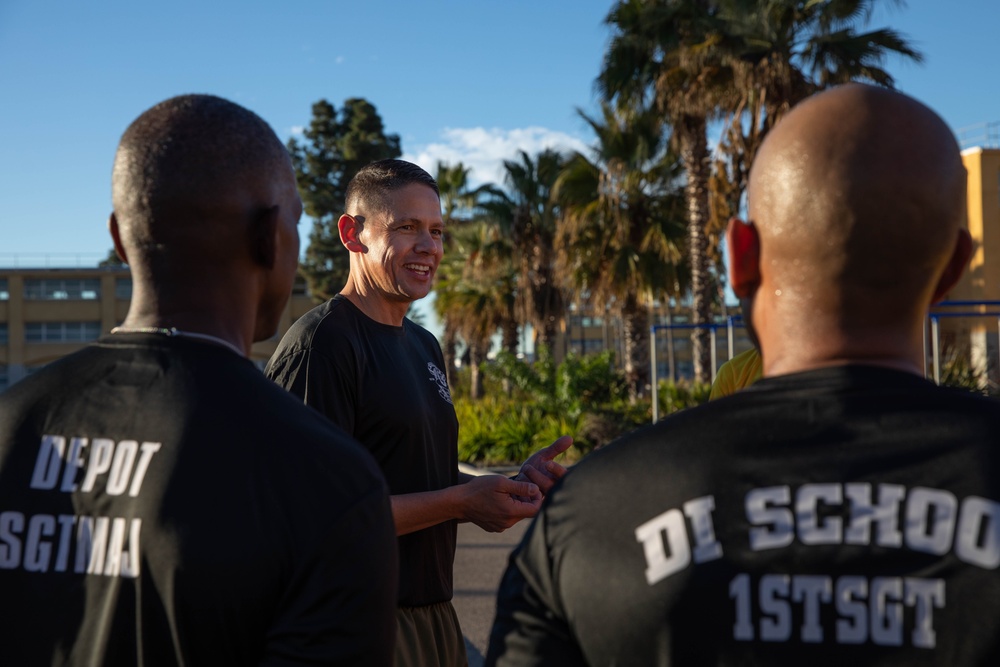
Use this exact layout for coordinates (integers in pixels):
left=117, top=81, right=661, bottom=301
left=598, top=0, right=922, bottom=383
left=434, top=220, right=514, bottom=399
left=481, top=149, right=568, bottom=354
left=598, top=0, right=737, bottom=384
left=713, top=0, right=924, bottom=213
left=464, top=220, right=520, bottom=357
left=433, top=162, right=494, bottom=388
left=555, top=103, right=688, bottom=401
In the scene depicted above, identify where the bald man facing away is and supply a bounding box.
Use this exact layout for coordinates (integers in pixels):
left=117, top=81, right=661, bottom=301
left=487, top=84, right=1000, bottom=666
left=0, top=95, right=397, bottom=666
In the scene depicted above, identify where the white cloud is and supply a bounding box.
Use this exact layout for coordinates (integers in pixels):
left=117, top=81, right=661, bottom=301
left=402, top=126, right=590, bottom=188
left=289, top=125, right=305, bottom=136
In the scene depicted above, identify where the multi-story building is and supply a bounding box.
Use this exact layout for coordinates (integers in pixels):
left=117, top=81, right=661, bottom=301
left=0, top=268, right=315, bottom=391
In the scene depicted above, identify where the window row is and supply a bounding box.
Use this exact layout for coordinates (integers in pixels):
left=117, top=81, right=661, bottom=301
left=0, top=322, right=103, bottom=344
left=24, top=322, right=102, bottom=343
left=0, top=278, right=132, bottom=301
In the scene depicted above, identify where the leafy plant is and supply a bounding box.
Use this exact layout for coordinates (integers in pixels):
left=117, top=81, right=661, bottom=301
left=455, top=347, right=704, bottom=465
left=939, top=344, right=998, bottom=397
left=656, top=379, right=712, bottom=417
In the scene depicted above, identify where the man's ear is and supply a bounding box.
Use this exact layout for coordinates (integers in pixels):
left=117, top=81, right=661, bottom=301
left=249, top=205, right=280, bottom=269
left=338, top=214, right=366, bottom=253
left=931, top=228, right=973, bottom=304
left=727, top=217, right=761, bottom=299
left=108, top=213, right=129, bottom=265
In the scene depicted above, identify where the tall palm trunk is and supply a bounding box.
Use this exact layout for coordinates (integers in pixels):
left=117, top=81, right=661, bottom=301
left=498, top=296, right=519, bottom=395
left=468, top=341, right=489, bottom=400
left=442, top=322, right=458, bottom=390
left=621, top=293, right=652, bottom=403
left=501, top=318, right=518, bottom=355
left=678, top=115, right=714, bottom=383
left=531, top=247, right=562, bottom=352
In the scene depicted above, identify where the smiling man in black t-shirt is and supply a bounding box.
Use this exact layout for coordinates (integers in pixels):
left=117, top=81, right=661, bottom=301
left=267, top=159, right=572, bottom=667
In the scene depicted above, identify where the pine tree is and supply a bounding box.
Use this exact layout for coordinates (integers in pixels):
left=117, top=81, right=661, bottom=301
left=288, top=98, right=401, bottom=301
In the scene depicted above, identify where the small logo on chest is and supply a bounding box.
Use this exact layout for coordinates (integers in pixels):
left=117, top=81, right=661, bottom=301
left=427, top=362, right=453, bottom=405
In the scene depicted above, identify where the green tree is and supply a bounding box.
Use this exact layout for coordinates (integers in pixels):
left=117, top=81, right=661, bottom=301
left=432, top=162, right=502, bottom=387
left=482, top=149, right=568, bottom=352
left=599, top=0, right=736, bottom=383
left=711, top=0, right=923, bottom=227
left=289, top=98, right=401, bottom=302
left=434, top=220, right=511, bottom=399
left=598, top=0, right=921, bottom=383
left=555, top=103, right=688, bottom=401
left=98, top=248, right=126, bottom=268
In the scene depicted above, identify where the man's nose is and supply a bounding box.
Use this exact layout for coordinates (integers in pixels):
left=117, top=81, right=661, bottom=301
left=415, top=229, right=440, bottom=253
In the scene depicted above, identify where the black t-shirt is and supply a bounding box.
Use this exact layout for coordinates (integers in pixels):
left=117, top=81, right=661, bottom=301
left=488, top=366, right=1000, bottom=666
left=266, top=295, right=460, bottom=607
left=0, top=334, right=398, bottom=666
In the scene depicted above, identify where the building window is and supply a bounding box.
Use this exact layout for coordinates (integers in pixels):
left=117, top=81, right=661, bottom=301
left=0, top=365, right=6, bottom=391
left=0, top=323, right=7, bottom=345
left=115, top=278, right=133, bottom=300
left=25, top=321, right=101, bottom=343
left=0, top=279, right=8, bottom=301
left=23, top=279, right=101, bottom=300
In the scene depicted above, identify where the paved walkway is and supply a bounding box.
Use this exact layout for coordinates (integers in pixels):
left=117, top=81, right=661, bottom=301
left=453, top=519, right=528, bottom=666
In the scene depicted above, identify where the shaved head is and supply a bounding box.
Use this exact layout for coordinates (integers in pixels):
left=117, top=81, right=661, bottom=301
left=749, top=83, right=966, bottom=328
left=110, top=94, right=303, bottom=344
left=112, top=94, right=293, bottom=270
left=734, top=84, right=971, bottom=374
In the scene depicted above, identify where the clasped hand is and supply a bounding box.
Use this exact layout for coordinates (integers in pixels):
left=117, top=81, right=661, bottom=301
left=463, top=435, right=573, bottom=532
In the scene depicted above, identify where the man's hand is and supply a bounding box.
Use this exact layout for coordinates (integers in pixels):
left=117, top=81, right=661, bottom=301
left=458, top=475, right=542, bottom=533
left=512, top=435, right=572, bottom=497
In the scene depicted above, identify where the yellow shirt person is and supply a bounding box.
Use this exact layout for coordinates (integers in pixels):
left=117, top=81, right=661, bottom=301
left=708, top=348, right=763, bottom=400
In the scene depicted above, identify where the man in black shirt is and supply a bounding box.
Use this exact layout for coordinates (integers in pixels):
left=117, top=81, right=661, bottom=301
left=0, top=95, right=398, bottom=665
left=267, top=159, right=572, bottom=666
left=487, top=84, right=999, bottom=666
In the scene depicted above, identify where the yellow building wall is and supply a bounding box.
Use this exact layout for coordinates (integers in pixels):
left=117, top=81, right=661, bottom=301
left=950, top=148, right=1000, bottom=301
left=937, top=148, right=1000, bottom=381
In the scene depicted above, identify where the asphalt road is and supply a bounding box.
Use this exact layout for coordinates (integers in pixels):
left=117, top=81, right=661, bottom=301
left=453, top=519, right=529, bottom=667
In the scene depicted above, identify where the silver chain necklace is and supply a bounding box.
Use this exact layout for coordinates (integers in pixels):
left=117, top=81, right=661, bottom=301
left=109, top=326, right=245, bottom=358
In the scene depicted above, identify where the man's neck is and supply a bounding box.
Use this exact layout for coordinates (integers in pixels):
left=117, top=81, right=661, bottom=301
left=118, top=298, right=251, bottom=357
left=339, top=287, right=409, bottom=327
left=760, top=331, right=925, bottom=379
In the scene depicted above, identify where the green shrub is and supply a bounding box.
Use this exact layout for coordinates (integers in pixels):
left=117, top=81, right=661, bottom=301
left=453, top=348, right=717, bottom=465
left=455, top=396, right=585, bottom=466
left=938, top=344, right=998, bottom=396
left=656, top=379, right=712, bottom=417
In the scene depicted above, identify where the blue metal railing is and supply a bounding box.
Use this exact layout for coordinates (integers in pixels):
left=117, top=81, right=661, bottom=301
left=650, top=301, right=1000, bottom=422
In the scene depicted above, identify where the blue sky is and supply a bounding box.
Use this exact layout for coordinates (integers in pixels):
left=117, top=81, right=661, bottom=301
left=1, top=0, right=997, bottom=268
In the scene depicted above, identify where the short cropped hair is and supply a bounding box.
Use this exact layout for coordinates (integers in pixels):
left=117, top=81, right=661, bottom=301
left=345, top=159, right=439, bottom=215
left=112, top=94, right=289, bottom=243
